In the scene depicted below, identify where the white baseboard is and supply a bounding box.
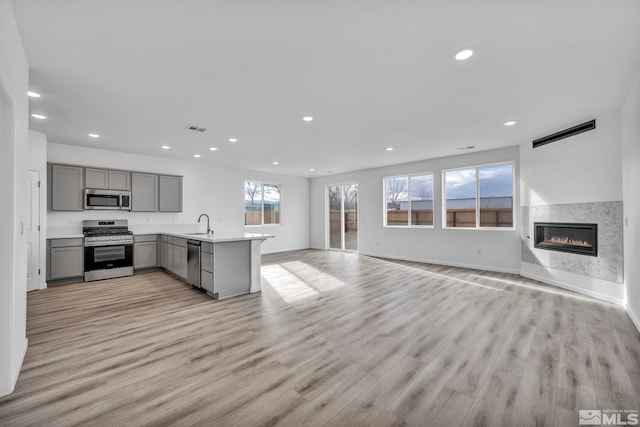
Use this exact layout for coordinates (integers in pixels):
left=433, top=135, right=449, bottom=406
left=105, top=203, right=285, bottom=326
left=626, top=304, right=640, bottom=333
left=520, top=263, right=625, bottom=306
left=360, top=251, right=521, bottom=275
left=13, top=337, right=27, bottom=383
left=1, top=337, right=28, bottom=397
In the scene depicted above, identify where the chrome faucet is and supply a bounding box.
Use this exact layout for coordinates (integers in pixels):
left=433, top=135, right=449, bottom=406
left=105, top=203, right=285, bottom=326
left=198, top=213, right=213, bottom=234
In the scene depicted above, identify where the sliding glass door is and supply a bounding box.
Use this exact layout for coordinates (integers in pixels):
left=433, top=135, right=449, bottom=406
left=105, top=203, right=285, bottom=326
left=327, top=183, right=358, bottom=251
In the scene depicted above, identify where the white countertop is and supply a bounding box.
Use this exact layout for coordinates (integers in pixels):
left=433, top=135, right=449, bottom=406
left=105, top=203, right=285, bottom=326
left=47, top=231, right=274, bottom=243
left=161, top=232, right=274, bottom=243
left=47, top=233, right=85, bottom=239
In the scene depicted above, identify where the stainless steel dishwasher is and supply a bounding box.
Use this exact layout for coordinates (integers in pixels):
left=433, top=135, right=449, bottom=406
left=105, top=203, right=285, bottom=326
left=187, top=240, right=201, bottom=288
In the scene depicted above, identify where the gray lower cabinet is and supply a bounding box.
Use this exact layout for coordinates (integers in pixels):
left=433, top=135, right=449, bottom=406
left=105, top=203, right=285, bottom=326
left=212, top=241, right=251, bottom=299
left=201, top=270, right=213, bottom=293
left=131, top=173, right=158, bottom=211
left=201, top=242, right=214, bottom=293
left=161, top=240, right=171, bottom=270
left=134, top=235, right=158, bottom=270
left=47, top=238, right=84, bottom=281
left=50, top=164, right=84, bottom=211
left=171, top=238, right=188, bottom=279
left=159, top=175, right=182, bottom=212
left=158, top=236, right=253, bottom=300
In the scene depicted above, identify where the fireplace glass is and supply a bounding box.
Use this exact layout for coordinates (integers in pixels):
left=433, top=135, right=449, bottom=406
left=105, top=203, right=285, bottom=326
left=533, top=222, right=597, bottom=257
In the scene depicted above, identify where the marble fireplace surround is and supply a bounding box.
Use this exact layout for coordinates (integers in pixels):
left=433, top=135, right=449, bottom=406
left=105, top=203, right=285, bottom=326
left=521, top=201, right=623, bottom=283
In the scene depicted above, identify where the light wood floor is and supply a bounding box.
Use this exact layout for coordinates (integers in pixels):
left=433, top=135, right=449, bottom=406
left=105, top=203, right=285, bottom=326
left=1, top=250, right=639, bottom=426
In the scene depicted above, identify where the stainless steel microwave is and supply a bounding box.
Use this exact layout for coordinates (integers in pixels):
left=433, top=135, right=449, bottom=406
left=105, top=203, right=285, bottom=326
left=84, top=189, right=131, bottom=210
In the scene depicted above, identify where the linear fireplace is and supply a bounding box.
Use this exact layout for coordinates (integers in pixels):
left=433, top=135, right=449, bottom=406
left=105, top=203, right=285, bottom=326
left=534, top=222, right=598, bottom=257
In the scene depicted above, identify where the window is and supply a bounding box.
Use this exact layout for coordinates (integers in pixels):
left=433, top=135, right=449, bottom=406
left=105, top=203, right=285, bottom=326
left=244, top=181, right=281, bottom=226
left=384, top=173, right=434, bottom=227
left=443, top=163, right=514, bottom=229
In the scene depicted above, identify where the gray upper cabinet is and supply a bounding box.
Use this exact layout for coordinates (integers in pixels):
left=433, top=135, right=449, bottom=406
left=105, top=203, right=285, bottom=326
left=85, top=168, right=131, bottom=190
left=49, top=163, right=180, bottom=212
left=131, top=173, right=158, bottom=212
left=85, top=168, right=109, bottom=189
left=159, top=175, right=182, bottom=212
left=108, top=170, right=131, bottom=190
left=50, top=164, right=84, bottom=211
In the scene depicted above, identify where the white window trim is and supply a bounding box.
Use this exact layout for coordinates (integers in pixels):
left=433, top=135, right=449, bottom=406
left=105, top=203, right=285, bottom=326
left=244, top=180, right=282, bottom=227
left=383, top=172, right=435, bottom=228
left=441, top=161, right=516, bottom=231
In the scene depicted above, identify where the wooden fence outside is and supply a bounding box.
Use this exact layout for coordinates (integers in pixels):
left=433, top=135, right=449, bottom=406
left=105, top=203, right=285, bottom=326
left=329, top=210, right=358, bottom=232
left=446, top=208, right=513, bottom=227
left=245, top=209, right=280, bottom=225
left=384, top=208, right=513, bottom=227
left=387, top=210, right=433, bottom=226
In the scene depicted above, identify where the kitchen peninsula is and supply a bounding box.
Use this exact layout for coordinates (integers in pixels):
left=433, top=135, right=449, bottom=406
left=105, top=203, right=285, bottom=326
left=47, top=222, right=273, bottom=300
left=159, top=232, right=273, bottom=299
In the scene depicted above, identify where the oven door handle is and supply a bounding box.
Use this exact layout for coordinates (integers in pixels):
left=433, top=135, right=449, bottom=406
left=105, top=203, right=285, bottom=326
left=84, top=241, right=134, bottom=247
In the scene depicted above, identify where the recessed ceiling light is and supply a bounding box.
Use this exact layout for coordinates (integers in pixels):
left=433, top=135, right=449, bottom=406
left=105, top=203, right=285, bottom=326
left=161, top=145, right=170, bottom=150
left=302, top=116, right=313, bottom=122
left=454, top=49, right=474, bottom=61
left=28, top=91, right=41, bottom=98
left=309, top=168, right=315, bottom=172
left=209, top=147, right=218, bottom=151
left=386, top=147, right=394, bottom=151
left=504, top=120, right=517, bottom=126
left=272, top=161, right=279, bottom=165
left=228, top=138, right=238, bottom=143
left=31, top=114, right=47, bottom=119
left=88, top=133, right=100, bottom=138
left=193, top=154, right=201, bottom=158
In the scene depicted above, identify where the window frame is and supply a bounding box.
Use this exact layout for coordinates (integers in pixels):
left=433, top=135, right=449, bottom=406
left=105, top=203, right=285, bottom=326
left=244, top=180, right=282, bottom=227
left=441, top=161, right=516, bottom=231
left=383, top=172, right=435, bottom=228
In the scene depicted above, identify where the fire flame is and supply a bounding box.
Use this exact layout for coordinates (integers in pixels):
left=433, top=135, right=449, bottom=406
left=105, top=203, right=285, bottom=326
left=545, top=236, right=592, bottom=247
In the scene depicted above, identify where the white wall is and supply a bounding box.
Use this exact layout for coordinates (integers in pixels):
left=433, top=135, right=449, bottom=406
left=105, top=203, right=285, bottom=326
left=0, top=0, right=29, bottom=397
left=310, top=146, right=521, bottom=273
left=519, top=111, right=624, bottom=302
left=47, top=142, right=310, bottom=254
left=28, top=130, right=47, bottom=290
left=622, top=74, right=640, bottom=329
left=520, top=112, right=622, bottom=206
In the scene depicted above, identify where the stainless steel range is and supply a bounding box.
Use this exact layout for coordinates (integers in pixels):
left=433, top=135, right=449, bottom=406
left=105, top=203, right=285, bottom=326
left=83, top=220, right=134, bottom=281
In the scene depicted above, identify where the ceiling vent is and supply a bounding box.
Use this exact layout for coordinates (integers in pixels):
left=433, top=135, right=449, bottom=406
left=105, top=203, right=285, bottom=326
left=532, top=119, right=596, bottom=149
left=185, top=125, right=207, bottom=133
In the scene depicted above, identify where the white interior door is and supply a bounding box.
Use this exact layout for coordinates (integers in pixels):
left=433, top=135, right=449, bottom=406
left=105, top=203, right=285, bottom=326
left=26, top=170, right=40, bottom=292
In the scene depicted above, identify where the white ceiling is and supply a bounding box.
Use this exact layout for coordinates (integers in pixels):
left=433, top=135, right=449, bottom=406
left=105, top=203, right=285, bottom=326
left=13, top=0, right=640, bottom=177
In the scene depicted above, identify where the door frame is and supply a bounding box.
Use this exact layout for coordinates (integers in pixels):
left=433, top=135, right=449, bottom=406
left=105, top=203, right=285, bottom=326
left=0, top=71, right=17, bottom=396
left=26, top=169, right=42, bottom=291
left=325, top=182, right=359, bottom=252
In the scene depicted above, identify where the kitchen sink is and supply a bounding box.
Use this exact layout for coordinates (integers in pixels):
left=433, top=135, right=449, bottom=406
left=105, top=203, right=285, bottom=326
left=186, top=232, right=209, bottom=235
